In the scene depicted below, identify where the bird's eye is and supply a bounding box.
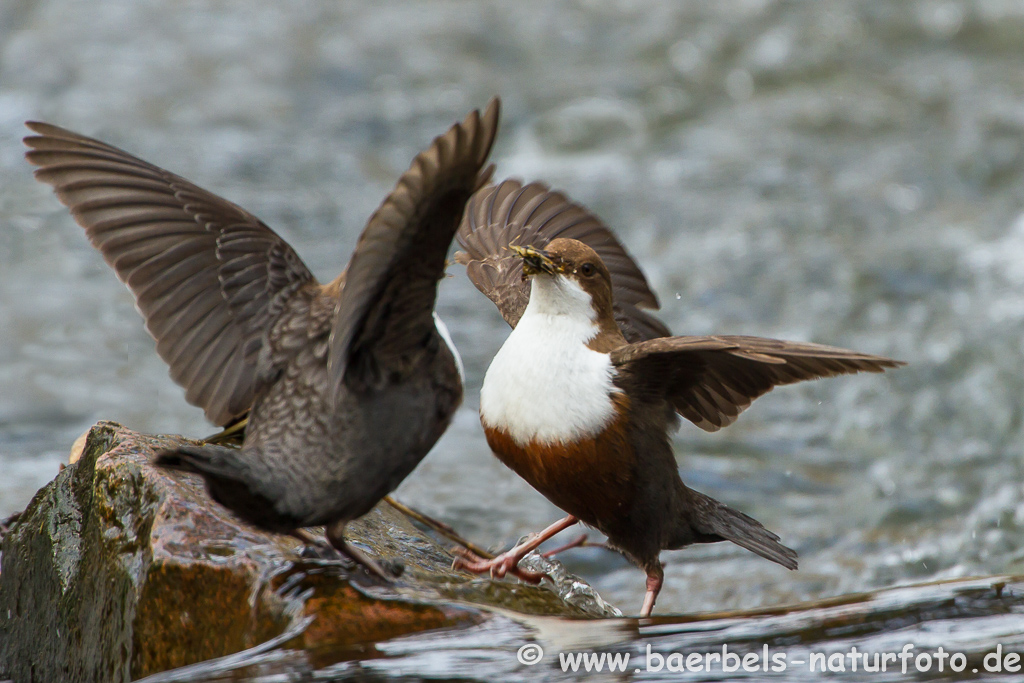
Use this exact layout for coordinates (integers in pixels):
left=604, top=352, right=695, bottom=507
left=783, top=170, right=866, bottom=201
left=579, top=263, right=596, bottom=277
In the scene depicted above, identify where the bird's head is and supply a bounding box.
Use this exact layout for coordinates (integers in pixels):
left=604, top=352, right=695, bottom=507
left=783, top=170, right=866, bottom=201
left=511, top=238, right=616, bottom=325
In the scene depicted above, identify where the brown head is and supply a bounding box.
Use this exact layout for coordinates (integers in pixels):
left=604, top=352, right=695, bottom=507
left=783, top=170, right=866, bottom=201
left=511, top=237, right=625, bottom=348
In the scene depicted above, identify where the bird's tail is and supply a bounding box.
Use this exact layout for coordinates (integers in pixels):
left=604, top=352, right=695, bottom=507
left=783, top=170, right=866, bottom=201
left=153, top=443, right=247, bottom=480
left=154, top=443, right=298, bottom=532
left=688, top=488, right=798, bottom=570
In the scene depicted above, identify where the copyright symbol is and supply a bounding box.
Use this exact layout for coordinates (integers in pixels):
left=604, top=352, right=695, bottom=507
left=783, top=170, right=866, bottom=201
left=517, top=643, right=544, bottom=665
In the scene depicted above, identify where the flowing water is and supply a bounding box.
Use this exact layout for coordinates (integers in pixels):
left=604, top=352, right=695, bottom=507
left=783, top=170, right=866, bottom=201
left=2, top=0, right=1024, bottom=676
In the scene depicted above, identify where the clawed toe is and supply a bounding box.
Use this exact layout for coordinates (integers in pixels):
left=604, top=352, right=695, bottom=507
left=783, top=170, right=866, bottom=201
left=290, top=529, right=338, bottom=560
left=451, top=547, right=548, bottom=584
left=335, top=539, right=394, bottom=582
left=450, top=516, right=580, bottom=585
left=450, top=547, right=492, bottom=574
left=508, top=564, right=548, bottom=583
left=298, top=543, right=336, bottom=560
left=294, top=539, right=395, bottom=580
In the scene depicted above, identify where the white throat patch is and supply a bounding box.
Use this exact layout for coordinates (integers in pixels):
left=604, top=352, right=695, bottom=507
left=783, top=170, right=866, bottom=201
left=480, top=274, right=619, bottom=446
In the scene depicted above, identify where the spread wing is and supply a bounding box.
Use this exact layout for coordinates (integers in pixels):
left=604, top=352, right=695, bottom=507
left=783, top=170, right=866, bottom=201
left=611, top=335, right=904, bottom=432
left=330, top=98, right=500, bottom=391
left=455, top=179, right=669, bottom=342
left=24, top=122, right=316, bottom=426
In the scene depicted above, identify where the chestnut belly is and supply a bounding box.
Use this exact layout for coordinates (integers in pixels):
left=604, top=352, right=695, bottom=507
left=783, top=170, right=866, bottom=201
left=482, top=410, right=636, bottom=529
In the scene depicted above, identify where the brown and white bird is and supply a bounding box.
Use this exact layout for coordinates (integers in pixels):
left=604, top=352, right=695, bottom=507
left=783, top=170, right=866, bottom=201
left=24, top=100, right=500, bottom=576
left=454, top=180, right=903, bottom=615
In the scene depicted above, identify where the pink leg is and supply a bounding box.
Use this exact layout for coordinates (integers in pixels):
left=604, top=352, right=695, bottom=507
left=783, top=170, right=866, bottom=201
left=453, top=515, right=579, bottom=582
left=639, top=563, right=665, bottom=618
left=542, top=533, right=589, bottom=557
left=542, top=533, right=615, bottom=557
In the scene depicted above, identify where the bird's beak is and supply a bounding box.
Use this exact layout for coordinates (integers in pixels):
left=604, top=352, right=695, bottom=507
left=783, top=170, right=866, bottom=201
left=511, top=244, right=563, bottom=277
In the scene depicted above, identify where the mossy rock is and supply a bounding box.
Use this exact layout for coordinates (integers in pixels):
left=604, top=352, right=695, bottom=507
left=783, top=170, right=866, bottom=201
left=0, top=422, right=613, bottom=682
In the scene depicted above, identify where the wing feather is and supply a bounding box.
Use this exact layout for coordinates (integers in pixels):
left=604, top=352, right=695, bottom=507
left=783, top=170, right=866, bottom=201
left=611, top=335, right=904, bottom=431
left=329, top=99, right=501, bottom=391
left=24, top=121, right=316, bottom=425
left=455, top=179, right=669, bottom=341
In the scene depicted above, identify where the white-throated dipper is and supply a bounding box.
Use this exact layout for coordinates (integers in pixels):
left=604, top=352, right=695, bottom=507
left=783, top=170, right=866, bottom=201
left=24, top=100, right=500, bottom=577
left=454, top=180, right=903, bottom=615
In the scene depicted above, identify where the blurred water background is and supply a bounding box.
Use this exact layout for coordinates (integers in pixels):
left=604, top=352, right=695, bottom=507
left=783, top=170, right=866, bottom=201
left=1, top=0, right=1024, bottom=622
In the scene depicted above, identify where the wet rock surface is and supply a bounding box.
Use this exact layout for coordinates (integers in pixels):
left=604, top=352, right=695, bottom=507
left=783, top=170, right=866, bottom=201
left=0, top=422, right=612, bottom=683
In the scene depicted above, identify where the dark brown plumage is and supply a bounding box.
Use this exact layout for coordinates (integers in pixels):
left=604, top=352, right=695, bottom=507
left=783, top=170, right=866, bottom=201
left=455, top=186, right=904, bottom=615
left=456, top=179, right=670, bottom=342
left=611, top=334, right=901, bottom=432
left=24, top=100, right=500, bottom=575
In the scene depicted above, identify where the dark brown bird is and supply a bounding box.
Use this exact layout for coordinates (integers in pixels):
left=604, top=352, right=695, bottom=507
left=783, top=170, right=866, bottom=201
left=454, top=180, right=903, bottom=615
left=24, top=100, right=500, bottom=576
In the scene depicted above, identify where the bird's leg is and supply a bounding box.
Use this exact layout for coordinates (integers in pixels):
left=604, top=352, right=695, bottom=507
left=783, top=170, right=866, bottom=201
left=453, top=515, right=579, bottom=582
left=542, top=533, right=615, bottom=557
left=325, top=521, right=392, bottom=582
left=639, top=562, right=665, bottom=618
left=287, top=528, right=336, bottom=558
left=542, top=533, right=590, bottom=557
left=289, top=529, right=318, bottom=545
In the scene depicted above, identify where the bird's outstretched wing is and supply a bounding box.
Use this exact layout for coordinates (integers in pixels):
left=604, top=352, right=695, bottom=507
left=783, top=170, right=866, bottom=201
left=611, top=335, right=904, bottom=432
left=24, top=122, right=316, bottom=426
left=329, top=98, right=501, bottom=391
left=455, top=179, right=669, bottom=342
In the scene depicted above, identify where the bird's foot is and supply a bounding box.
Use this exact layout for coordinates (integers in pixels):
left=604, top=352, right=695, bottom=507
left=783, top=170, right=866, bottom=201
left=451, top=515, right=580, bottom=583
left=335, top=538, right=396, bottom=582
left=451, top=546, right=548, bottom=583
left=323, top=522, right=397, bottom=582
left=298, top=542, right=336, bottom=561
left=291, top=528, right=400, bottom=580
left=289, top=529, right=336, bottom=560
